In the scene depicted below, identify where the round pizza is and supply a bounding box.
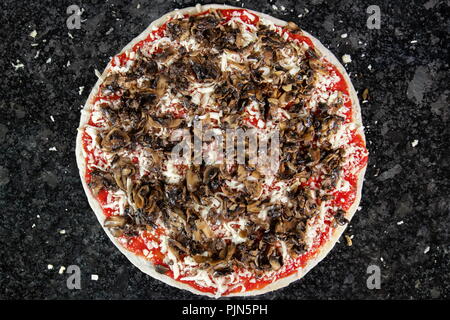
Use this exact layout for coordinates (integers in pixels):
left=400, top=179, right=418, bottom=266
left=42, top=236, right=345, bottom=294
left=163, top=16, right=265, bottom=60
left=75, top=4, right=368, bottom=297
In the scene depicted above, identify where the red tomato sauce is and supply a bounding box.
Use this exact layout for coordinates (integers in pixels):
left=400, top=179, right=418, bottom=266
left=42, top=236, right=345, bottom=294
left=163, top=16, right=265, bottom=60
left=288, top=33, right=315, bottom=48
left=221, top=9, right=260, bottom=25
left=81, top=8, right=368, bottom=296
left=326, top=64, right=349, bottom=96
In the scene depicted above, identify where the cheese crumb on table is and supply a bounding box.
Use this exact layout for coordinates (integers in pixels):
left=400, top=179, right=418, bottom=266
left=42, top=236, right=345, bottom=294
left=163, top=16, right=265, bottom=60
left=342, top=54, right=352, bottom=64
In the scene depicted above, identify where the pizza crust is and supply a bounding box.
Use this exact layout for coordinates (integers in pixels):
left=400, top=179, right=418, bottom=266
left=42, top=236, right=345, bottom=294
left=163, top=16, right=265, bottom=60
left=75, top=3, right=367, bottom=298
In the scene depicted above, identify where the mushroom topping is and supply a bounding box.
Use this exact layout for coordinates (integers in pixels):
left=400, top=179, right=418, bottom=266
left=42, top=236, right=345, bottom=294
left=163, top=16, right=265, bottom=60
left=104, top=215, right=130, bottom=237
left=286, top=21, right=300, bottom=32
left=244, top=180, right=263, bottom=199
left=88, top=170, right=116, bottom=195
left=269, top=256, right=282, bottom=271
left=334, top=209, right=349, bottom=226
left=83, top=9, right=352, bottom=278
left=196, top=220, right=213, bottom=238
left=186, top=168, right=201, bottom=192
left=155, top=264, right=170, bottom=274
left=133, top=184, right=150, bottom=209
left=104, top=215, right=127, bottom=228
left=112, top=160, right=136, bottom=191
left=191, top=60, right=219, bottom=82
left=101, top=128, right=130, bottom=151
left=203, top=166, right=220, bottom=184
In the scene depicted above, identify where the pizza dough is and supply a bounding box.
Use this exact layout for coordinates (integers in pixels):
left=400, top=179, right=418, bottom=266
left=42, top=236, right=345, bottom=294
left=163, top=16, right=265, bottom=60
left=75, top=4, right=368, bottom=297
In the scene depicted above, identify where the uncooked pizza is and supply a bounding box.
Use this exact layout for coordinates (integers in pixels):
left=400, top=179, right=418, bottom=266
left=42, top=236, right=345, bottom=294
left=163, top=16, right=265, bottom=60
left=76, top=4, right=368, bottom=297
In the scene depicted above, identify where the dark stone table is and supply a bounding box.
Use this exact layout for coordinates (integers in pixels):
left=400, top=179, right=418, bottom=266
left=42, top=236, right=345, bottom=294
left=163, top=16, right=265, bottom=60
left=1, top=0, right=448, bottom=299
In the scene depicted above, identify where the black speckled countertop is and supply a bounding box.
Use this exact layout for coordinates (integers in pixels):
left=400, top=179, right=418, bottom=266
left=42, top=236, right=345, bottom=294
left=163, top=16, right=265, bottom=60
left=1, top=0, right=449, bottom=300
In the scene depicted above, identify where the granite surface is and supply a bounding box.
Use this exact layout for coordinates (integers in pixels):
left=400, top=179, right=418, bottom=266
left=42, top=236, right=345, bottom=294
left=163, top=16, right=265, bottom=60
left=0, top=0, right=449, bottom=300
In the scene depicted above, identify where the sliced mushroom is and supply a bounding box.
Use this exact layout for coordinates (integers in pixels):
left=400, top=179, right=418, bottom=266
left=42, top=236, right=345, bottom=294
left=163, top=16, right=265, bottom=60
left=196, top=220, right=213, bottom=238
left=147, top=116, right=183, bottom=129
left=186, top=168, right=201, bottom=192
left=244, top=180, right=263, bottom=199
left=193, top=254, right=210, bottom=264
left=334, top=209, right=349, bottom=226
left=155, top=75, right=169, bottom=97
left=155, top=264, right=169, bottom=274
left=236, top=165, right=247, bottom=182
left=286, top=21, right=300, bottom=31
left=247, top=200, right=262, bottom=213
left=104, top=215, right=127, bottom=228
left=269, top=256, right=282, bottom=271
left=146, top=116, right=164, bottom=129
left=309, top=148, right=321, bottom=166
left=104, top=215, right=128, bottom=237
left=133, top=184, right=150, bottom=209
left=113, top=161, right=136, bottom=191
left=101, top=128, right=130, bottom=151
left=164, top=118, right=183, bottom=128
left=88, top=170, right=116, bottom=196
left=203, top=166, right=219, bottom=184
